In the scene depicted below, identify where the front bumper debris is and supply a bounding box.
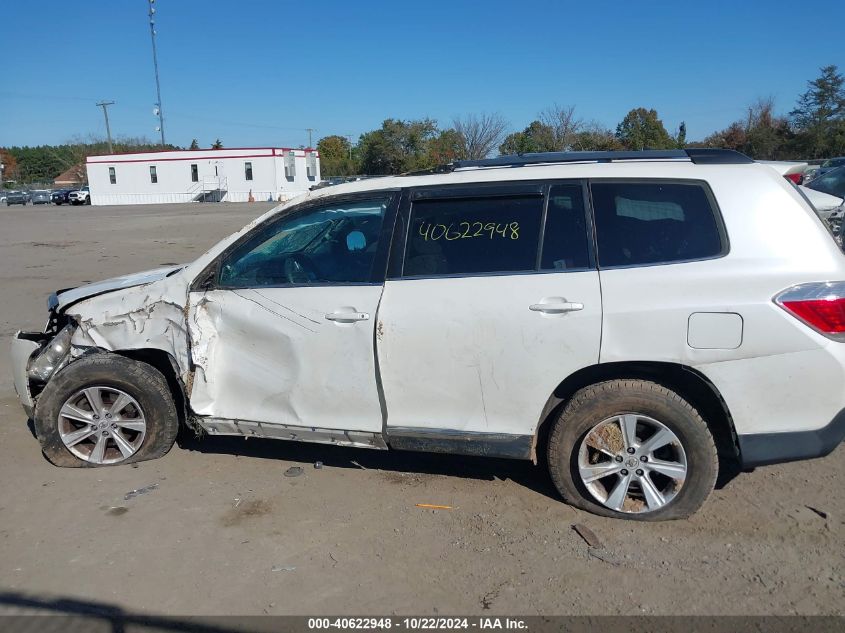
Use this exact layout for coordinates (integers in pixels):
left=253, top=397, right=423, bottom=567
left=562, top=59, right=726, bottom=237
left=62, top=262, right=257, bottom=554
left=10, top=333, right=42, bottom=418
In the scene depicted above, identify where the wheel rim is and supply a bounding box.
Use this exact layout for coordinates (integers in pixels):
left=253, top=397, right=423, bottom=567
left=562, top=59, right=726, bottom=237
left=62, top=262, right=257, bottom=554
left=577, top=414, right=687, bottom=514
left=57, top=386, right=147, bottom=464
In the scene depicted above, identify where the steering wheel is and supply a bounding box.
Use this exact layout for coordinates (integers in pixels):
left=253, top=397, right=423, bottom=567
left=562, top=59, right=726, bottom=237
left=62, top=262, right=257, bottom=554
left=284, top=253, right=320, bottom=284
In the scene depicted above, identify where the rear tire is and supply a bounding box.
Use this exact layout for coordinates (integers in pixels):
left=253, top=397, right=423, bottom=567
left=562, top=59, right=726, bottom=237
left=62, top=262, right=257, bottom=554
left=34, top=354, right=179, bottom=467
left=547, top=379, right=718, bottom=521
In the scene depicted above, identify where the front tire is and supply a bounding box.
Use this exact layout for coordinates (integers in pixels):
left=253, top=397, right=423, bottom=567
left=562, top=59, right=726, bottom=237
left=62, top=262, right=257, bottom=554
left=34, top=354, right=179, bottom=467
left=547, top=379, right=718, bottom=521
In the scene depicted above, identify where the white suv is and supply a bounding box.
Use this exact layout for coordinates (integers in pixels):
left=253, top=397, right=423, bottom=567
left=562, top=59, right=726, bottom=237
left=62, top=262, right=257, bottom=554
left=11, top=149, right=845, bottom=520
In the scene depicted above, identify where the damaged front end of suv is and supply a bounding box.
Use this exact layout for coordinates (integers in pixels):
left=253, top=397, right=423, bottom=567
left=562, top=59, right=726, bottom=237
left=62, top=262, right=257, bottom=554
left=10, top=265, right=195, bottom=465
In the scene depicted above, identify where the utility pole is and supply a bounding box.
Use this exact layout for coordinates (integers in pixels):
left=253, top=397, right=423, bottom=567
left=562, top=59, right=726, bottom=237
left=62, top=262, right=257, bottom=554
left=345, top=134, right=353, bottom=159
left=306, top=128, right=314, bottom=149
left=148, top=0, right=166, bottom=146
left=96, top=101, right=115, bottom=153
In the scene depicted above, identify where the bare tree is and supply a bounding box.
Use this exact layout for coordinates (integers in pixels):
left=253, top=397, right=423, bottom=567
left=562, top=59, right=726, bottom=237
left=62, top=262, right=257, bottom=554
left=539, top=104, right=584, bottom=151
left=746, top=96, right=778, bottom=130
left=453, top=113, right=510, bottom=159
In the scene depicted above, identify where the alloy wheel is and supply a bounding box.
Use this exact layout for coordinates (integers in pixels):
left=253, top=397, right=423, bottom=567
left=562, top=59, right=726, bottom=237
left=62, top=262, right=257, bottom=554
left=577, top=414, right=687, bottom=514
left=57, top=386, right=147, bottom=464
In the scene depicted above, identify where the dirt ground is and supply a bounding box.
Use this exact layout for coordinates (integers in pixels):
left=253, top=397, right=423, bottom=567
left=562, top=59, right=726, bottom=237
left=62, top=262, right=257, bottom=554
left=0, top=201, right=842, bottom=618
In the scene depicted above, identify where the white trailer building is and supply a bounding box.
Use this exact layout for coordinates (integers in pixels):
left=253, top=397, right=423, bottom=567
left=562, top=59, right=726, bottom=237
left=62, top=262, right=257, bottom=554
left=86, top=147, right=320, bottom=205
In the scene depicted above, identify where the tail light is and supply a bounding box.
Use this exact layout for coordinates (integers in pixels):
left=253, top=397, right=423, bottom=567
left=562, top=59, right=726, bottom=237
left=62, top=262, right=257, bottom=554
left=776, top=282, right=845, bottom=341
left=784, top=173, right=802, bottom=185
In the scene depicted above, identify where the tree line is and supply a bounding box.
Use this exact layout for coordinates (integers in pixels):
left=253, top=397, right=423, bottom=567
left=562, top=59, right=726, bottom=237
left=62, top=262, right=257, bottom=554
left=3, top=65, right=843, bottom=185
left=0, top=136, right=179, bottom=186
left=318, top=65, right=845, bottom=176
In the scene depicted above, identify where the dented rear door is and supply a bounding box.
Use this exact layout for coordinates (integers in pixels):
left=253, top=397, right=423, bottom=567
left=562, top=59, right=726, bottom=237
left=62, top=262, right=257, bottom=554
left=186, top=194, right=398, bottom=433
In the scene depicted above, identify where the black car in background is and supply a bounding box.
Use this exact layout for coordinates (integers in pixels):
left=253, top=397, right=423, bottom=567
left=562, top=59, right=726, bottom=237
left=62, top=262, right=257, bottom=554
left=806, top=165, right=845, bottom=200
left=51, top=189, right=71, bottom=205
left=5, top=191, right=28, bottom=206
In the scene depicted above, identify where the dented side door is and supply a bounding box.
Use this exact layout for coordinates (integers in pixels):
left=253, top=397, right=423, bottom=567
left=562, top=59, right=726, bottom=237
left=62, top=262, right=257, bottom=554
left=185, top=194, right=398, bottom=434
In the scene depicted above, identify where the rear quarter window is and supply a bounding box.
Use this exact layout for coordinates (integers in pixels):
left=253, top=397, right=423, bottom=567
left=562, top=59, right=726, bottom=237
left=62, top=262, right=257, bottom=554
left=591, top=181, right=724, bottom=267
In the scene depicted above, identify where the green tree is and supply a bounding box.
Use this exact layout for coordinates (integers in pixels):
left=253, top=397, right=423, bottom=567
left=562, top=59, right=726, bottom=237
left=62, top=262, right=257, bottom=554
left=571, top=127, right=624, bottom=151
left=358, top=119, right=439, bottom=174
left=790, top=65, right=845, bottom=158
left=211, top=139, right=223, bottom=149
left=317, top=135, right=350, bottom=160
left=615, top=108, right=675, bottom=150
left=317, top=135, right=358, bottom=177
left=5, top=136, right=177, bottom=185
left=676, top=122, right=687, bottom=148
left=703, top=98, right=790, bottom=159
left=426, top=129, right=464, bottom=164
left=499, top=121, right=555, bottom=155
left=189, top=139, right=200, bottom=150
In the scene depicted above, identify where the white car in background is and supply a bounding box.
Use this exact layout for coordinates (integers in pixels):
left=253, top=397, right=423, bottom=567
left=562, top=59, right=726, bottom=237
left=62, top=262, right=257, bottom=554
left=759, top=160, right=843, bottom=219
left=68, top=186, right=91, bottom=205
left=797, top=185, right=844, bottom=220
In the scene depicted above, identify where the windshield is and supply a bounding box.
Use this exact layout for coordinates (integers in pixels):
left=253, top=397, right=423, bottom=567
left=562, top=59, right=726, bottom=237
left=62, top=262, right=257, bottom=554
left=821, top=158, right=845, bottom=168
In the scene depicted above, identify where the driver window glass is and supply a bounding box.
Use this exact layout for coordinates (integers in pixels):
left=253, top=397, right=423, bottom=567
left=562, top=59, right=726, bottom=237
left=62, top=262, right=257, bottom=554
left=218, top=198, right=389, bottom=287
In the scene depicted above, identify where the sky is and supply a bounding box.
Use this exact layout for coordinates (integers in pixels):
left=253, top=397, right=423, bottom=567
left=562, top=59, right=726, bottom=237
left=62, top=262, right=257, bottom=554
left=1, top=0, right=843, bottom=150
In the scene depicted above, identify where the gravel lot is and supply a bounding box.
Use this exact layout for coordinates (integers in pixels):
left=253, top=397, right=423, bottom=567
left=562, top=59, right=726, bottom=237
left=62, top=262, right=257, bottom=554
left=0, top=202, right=842, bottom=618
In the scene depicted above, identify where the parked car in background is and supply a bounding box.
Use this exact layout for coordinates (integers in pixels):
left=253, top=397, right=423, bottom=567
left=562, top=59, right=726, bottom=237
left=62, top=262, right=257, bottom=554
left=0, top=191, right=6, bottom=204
left=68, top=186, right=90, bottom=205
left=5, top=191, right=28, bottom=206
left=30, top=190, right=51, bottom=205
left=11, top=148, right=845, bottom=521
left=811, top=157, right=845, bottom=181
left=758, top=160, right=808, bottom=184
left=805, top=165, right=845, bottom=201
left=51, top=189, right=72, bottom=205
left=797, top=185, right=844, bottom=220
left=803, top=164, right=821, bottom=182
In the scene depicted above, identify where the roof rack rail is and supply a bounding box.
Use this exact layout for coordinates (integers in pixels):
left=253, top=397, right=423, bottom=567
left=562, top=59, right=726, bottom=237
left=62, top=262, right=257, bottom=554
left=449, top=148, right=753, bottom=170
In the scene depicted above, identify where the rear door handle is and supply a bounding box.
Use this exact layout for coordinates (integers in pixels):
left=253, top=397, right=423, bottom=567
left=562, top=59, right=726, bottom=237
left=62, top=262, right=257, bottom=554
left=529, top=301, right=584, bottom=314
left=325, top=310, right=369, bottom=323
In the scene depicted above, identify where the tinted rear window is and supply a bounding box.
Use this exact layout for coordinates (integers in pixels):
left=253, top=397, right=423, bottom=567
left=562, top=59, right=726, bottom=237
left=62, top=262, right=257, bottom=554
left=592, top=182, right=723, bottom=267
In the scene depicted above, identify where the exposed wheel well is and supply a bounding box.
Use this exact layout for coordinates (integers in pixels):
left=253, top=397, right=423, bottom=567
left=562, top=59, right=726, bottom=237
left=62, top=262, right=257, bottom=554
left=534, top=361, right=741, bottom=478
left=114, top=349, right=188, bottom=427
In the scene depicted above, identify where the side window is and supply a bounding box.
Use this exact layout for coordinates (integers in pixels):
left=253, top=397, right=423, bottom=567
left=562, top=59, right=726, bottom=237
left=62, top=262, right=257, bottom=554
left=191, top=164, right=198, bottom=182
left=591, top=182, right=723, bottom=267
left=541, top=184, right=590, bottom=270
left=149, top=166, right=158, bottom=184
left=218, top=198, right=389, bottom=288
left=108, top=167, right=116, bottom=185
left=403, top=195, right=543, bottom=276
left=244, top=161, right=253, bottom=181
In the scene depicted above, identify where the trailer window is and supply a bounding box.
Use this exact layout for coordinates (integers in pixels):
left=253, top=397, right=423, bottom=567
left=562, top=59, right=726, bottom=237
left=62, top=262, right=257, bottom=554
left=149, top=166, right=158, bottom=184
left=108, top=167, right=116, bottom=185
left=191, top=164, right=198, bottom=182
left=245, top=162, right=253, bottom=181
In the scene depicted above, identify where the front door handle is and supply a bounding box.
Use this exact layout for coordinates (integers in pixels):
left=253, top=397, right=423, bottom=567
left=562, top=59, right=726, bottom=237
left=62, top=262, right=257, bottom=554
left=529, top=300, right=584, bottom=314
left=325, top=309, right=369, bottom=323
